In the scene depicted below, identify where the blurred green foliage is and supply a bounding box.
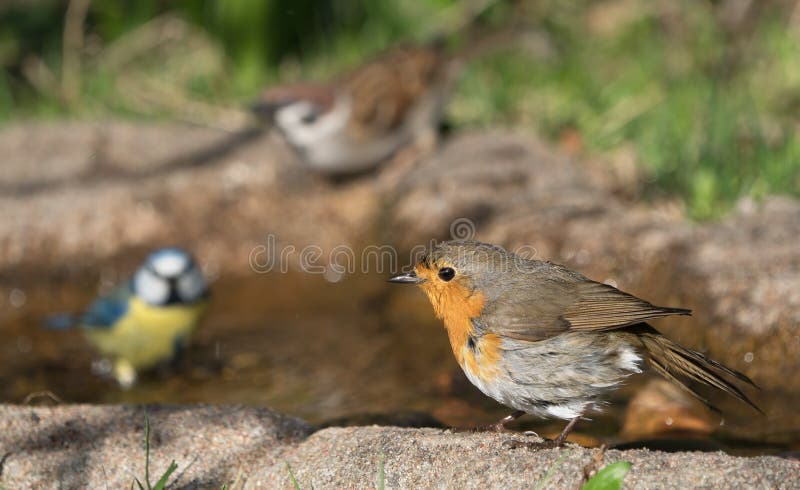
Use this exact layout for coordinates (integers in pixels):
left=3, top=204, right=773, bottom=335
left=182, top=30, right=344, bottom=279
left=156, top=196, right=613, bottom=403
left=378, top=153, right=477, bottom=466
left=0, top=0, right=798, bottom=219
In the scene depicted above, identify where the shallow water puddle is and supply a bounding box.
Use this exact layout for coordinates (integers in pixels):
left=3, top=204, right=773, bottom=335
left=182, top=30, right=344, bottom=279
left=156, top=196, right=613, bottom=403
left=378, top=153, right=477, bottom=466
left=0, top=268, right=793, bottom=454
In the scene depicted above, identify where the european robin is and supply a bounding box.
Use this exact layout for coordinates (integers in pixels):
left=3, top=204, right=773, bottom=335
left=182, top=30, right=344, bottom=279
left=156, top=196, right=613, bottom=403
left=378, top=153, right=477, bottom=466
left=389, top=240, right=760, bottom=446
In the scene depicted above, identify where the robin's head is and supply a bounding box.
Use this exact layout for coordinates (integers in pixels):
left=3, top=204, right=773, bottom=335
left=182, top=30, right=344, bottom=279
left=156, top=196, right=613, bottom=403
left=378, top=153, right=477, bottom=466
left=389, top=240, right=517, bottom=320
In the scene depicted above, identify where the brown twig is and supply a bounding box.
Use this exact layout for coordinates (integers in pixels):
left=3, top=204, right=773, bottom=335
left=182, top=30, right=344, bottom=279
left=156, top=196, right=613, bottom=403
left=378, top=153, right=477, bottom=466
left=580, top=443, right=608, bottom=487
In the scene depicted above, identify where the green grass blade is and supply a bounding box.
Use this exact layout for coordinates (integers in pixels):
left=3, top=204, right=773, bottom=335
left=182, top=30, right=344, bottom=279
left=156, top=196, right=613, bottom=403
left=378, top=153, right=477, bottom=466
left=286, top=462, right=301, bottom=490
left=144, top=413, right=151, bottom=490
left=152, top=460, right=179, bottom=490
left=134, top=479, right=146, bottom=490
left=581, top=461, right=632, bottom=490
left=377, top=453, right=385, bottom=490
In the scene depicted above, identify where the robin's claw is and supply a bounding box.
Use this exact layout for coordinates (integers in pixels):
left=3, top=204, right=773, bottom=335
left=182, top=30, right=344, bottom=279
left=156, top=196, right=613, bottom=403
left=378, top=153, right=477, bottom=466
left=446, top=425, right=481, bottom=433
left=448, top=423, right=516, bottom=433
left=503, top=439, right=562, bottom=450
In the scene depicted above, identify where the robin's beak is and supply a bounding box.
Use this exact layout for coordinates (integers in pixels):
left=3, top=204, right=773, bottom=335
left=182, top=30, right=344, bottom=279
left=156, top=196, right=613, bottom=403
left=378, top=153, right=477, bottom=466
left=387, top=271, right=424, bottom=284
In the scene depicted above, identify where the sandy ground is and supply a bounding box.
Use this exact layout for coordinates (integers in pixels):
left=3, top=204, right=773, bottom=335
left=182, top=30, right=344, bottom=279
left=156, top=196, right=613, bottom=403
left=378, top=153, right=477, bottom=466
left=0, top=404, right=797, bottom=489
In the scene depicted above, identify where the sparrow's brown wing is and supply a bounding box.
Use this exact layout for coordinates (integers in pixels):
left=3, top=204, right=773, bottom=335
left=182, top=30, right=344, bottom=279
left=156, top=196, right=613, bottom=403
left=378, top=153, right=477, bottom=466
left=482, top=262, right=690, bottom=342
left=343, top=45, right=447, bottom=140
left=252, top=83, right=336, bottom=122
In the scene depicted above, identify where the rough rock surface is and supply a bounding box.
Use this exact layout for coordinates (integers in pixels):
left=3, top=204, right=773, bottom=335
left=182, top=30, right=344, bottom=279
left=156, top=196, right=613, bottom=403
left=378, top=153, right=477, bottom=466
left=0, top=121, right=380, bottom=275
left=387, top=129, right=689, bottom=277
left=0, top=404, right=312, bottom=489
left=0, top=405, right=797, bottom=489
left=669, top=197, right=800, bottom=391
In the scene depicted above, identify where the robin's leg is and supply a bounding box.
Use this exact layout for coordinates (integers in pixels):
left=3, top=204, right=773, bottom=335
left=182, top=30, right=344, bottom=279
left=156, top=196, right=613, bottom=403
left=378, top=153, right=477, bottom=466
left=503, top=414, right=584, bottom=450
left=553, top=415, right=581, bottom=446
left=490, top=410, right=526, bottom=432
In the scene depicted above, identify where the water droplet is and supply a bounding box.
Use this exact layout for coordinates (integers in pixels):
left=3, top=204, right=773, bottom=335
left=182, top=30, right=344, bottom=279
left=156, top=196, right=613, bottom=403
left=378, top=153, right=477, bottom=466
left=744, top=352, right=754, bottom=363
left=92, top=359, right=113, bottom=376
left=9, top=289, right=26, bottom=308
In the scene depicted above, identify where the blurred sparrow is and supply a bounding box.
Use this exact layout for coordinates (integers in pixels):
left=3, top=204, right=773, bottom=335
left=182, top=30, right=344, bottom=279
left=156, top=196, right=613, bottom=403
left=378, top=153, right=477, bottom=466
left=252, top=43, right=458, bottom=176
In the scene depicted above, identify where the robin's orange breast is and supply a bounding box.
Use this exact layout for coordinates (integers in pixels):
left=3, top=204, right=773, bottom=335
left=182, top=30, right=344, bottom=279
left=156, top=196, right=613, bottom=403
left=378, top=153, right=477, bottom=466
left=415, top=266, right=502, bottom=383
left=460, top=332, right=503, bottom=383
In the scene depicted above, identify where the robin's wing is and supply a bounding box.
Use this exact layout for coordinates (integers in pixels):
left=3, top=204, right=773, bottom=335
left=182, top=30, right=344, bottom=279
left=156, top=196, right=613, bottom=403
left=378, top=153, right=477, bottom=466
left=563, top=280, right=690, bottom=331
left=344, top=44, right=447, bottom=139
left=80, top=282, right=132, bottom=330
left=482, top=263, right=690, bottom=342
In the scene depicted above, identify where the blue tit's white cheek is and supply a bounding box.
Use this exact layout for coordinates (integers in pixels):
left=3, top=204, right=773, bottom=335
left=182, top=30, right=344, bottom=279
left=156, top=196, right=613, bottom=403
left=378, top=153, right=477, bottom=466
left=176, top=266, right=206, bottom=303
left=133, top=268, right=169, bottom=305
left=149, top=249, right=190, bottom=277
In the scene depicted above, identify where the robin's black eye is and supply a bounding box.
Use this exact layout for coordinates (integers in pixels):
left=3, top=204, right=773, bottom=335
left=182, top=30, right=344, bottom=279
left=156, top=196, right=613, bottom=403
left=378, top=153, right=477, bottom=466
left=438, top=267, right=455, bottom=282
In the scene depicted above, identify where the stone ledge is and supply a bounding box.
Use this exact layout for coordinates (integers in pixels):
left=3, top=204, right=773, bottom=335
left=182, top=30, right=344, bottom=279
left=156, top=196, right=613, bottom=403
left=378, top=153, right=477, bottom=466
left=0, top=405, right=795, bottom=489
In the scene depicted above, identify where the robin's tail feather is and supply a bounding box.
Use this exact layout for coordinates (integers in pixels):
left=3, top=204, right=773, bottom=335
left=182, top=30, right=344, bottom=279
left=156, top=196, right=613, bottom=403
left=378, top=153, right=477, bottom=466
left=632, top=323, right=762, bottom=414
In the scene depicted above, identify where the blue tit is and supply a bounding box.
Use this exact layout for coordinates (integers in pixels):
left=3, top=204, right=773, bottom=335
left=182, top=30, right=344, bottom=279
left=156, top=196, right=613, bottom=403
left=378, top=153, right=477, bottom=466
left=80, top=247, right=208, bottom=388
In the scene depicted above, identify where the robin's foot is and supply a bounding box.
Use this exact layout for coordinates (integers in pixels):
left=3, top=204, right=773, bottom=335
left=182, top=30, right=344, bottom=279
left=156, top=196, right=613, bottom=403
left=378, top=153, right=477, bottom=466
left=449, top=410, right=526, bottom=433
left=446, top=425, right=474, bottom=433
left=503, top=438, right=564, bottom=450
left=480, top=422, right=514, bottom=432
left=447, top=424, right=510, bottom=433
left=503, top=418, right=581, bottom=449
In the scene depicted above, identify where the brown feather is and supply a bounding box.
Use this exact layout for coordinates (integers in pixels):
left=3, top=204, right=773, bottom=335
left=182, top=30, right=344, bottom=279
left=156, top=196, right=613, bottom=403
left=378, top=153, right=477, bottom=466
left=564, top=281, right=691, bottom=331
left=256, top=83, right=336, bottom=114
left=482, top=261, right=690, bottom=342
left=633, top=324, right=762, bottom=414
left=342, top=44, right=450, bottom=139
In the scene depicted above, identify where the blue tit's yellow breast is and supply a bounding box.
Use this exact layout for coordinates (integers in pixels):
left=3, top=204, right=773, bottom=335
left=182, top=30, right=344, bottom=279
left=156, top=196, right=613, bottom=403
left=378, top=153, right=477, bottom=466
left=85, top=297, right=206, bottom=371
